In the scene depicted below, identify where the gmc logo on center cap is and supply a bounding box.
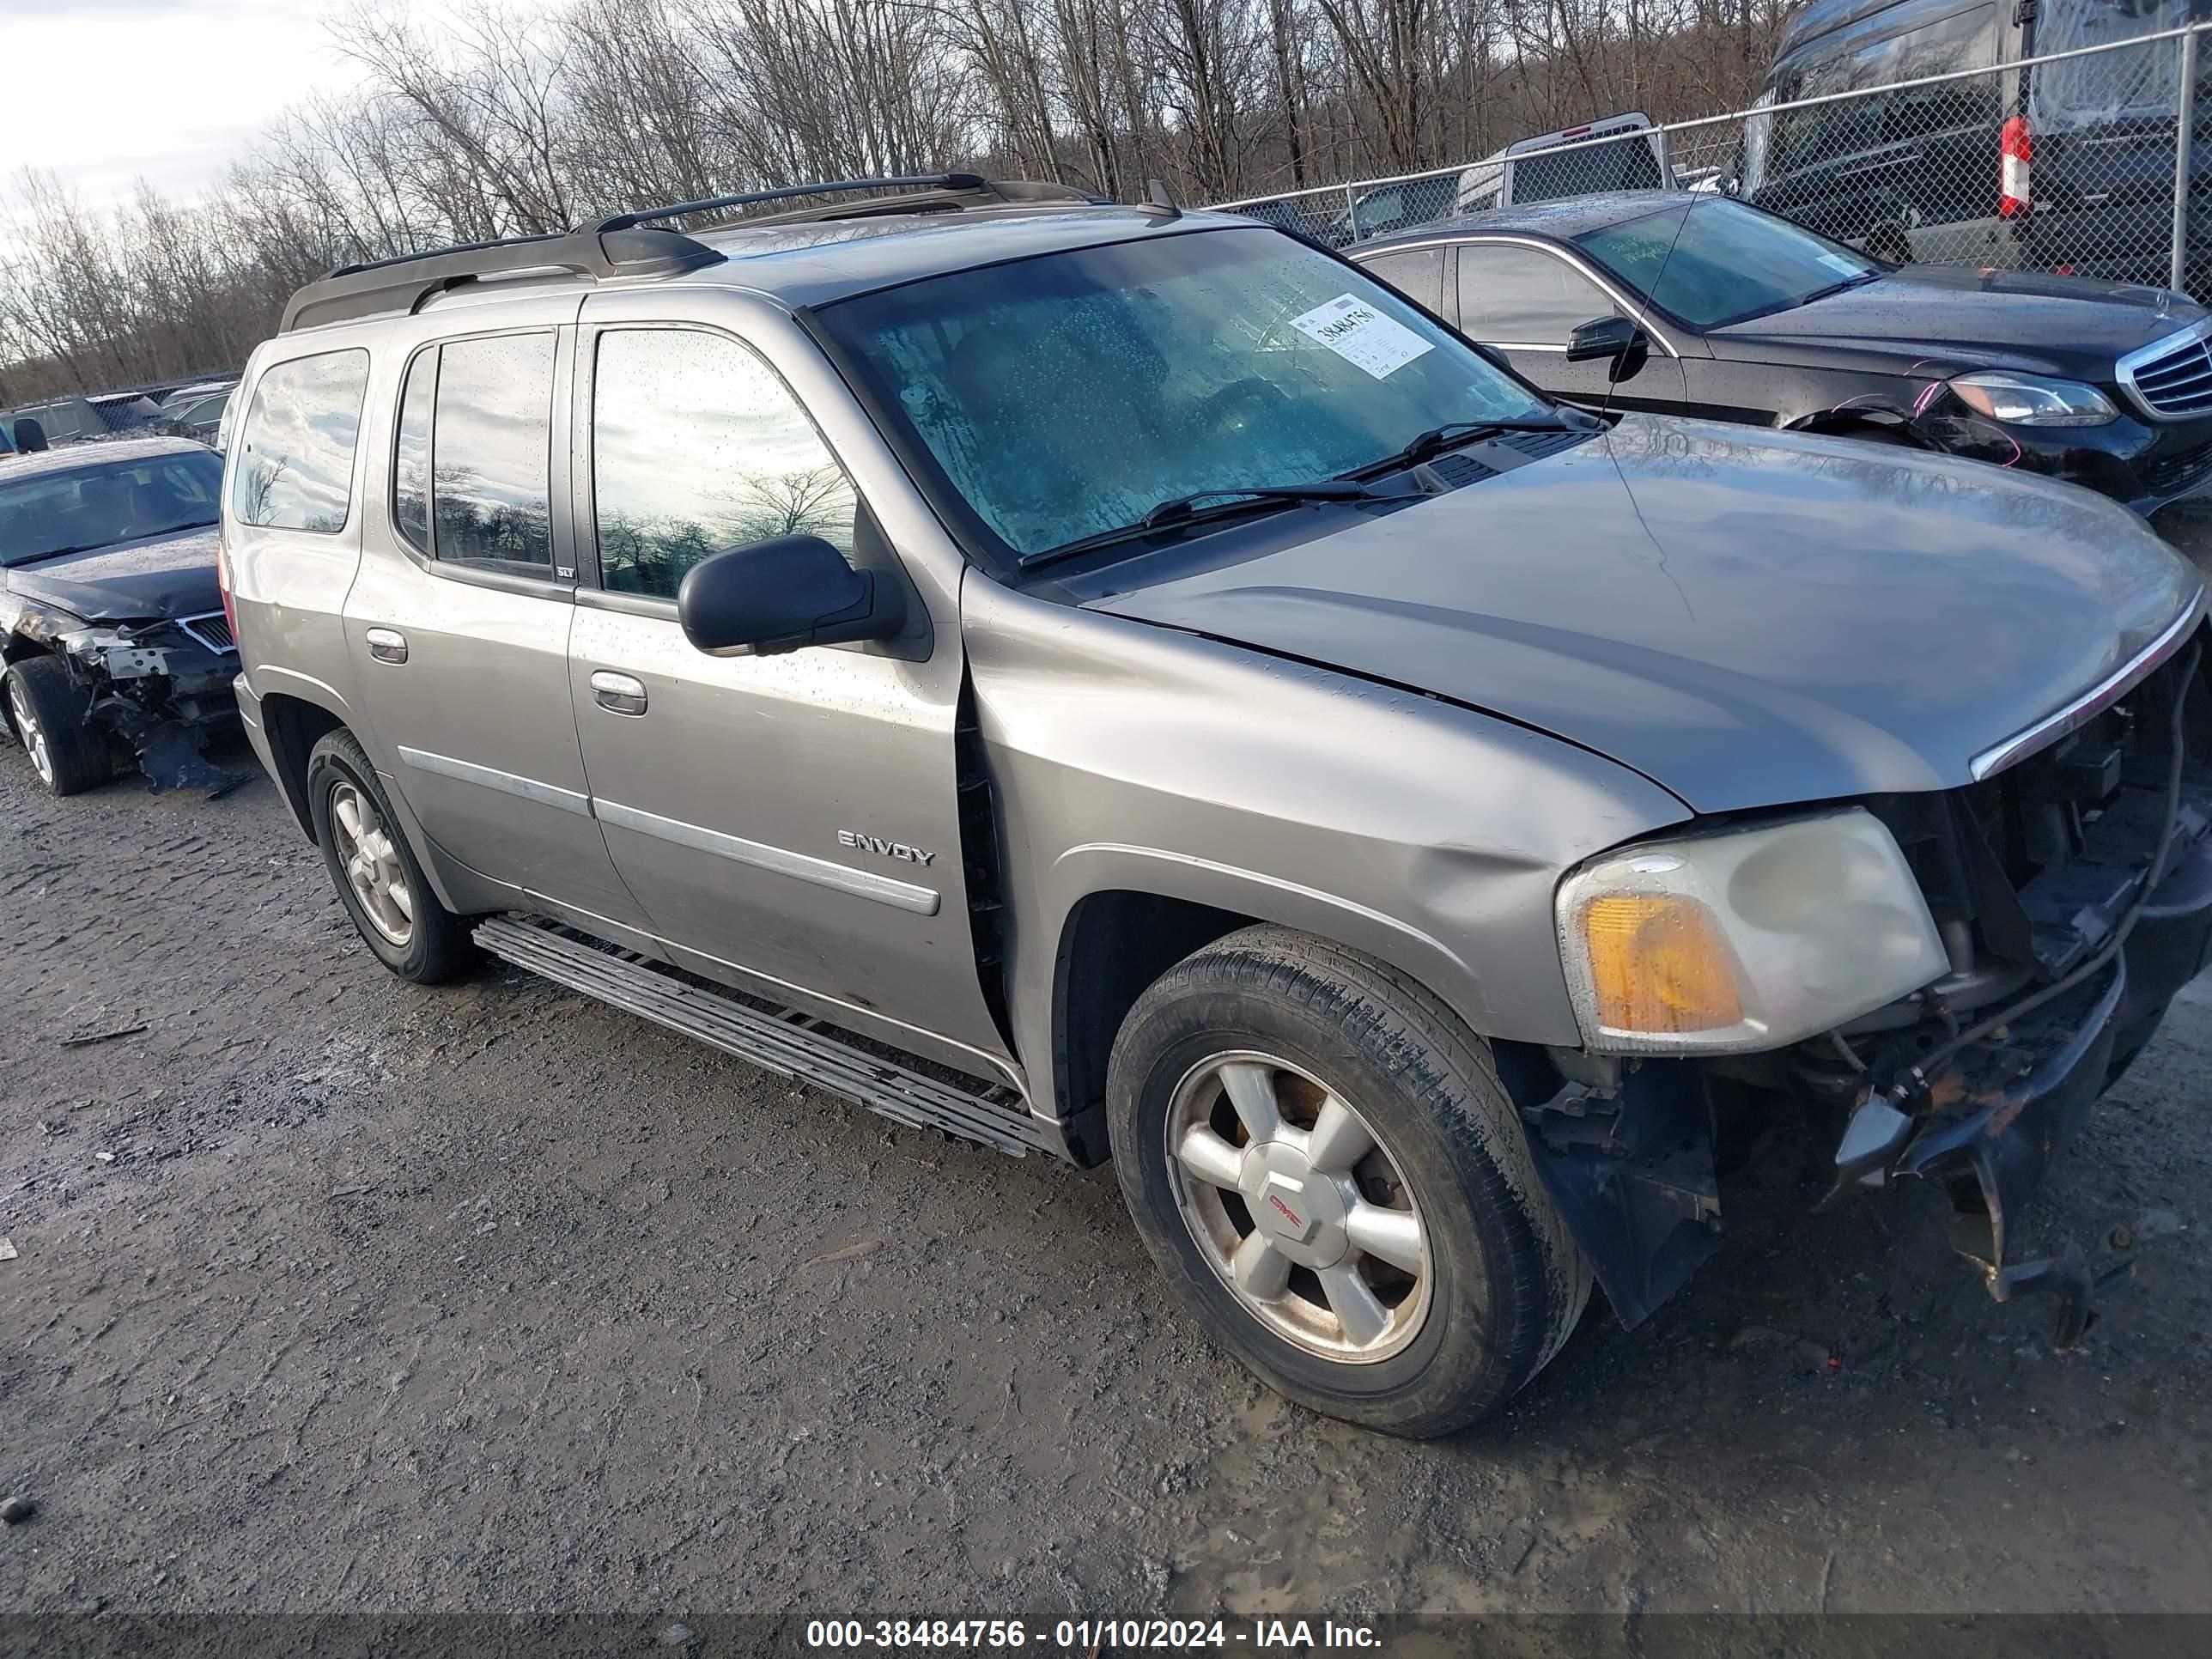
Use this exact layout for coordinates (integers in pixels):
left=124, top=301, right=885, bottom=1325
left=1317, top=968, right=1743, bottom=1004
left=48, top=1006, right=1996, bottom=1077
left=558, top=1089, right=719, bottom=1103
left=1267, top=1194, right=1304, bottom=1228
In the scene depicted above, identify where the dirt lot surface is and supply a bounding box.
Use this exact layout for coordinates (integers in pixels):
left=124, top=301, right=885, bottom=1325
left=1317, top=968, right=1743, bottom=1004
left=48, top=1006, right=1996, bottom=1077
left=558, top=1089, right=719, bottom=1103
left=2, top=726, right=2209, bottom=1628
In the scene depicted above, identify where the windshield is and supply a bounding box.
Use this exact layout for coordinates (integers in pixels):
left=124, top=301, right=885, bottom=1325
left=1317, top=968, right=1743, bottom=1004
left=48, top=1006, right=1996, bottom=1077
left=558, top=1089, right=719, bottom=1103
left=1574, top=198, right=1878, bottom=329
left=815, top=227, right=1550, bottom=564
left=0, top=450, right=225, bottom=567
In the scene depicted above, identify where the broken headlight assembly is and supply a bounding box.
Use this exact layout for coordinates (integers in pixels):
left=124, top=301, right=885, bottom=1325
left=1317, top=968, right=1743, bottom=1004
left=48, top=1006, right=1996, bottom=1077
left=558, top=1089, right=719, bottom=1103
left=1948, top=371, right=2117, bottom=427
left=1555, top=809, right=1950, bottom=1055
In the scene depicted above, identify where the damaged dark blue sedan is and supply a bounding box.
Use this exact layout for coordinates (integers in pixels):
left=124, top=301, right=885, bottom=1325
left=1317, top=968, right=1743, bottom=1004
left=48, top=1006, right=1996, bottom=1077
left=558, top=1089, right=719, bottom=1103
left=1, top=436, right=242, bottom=796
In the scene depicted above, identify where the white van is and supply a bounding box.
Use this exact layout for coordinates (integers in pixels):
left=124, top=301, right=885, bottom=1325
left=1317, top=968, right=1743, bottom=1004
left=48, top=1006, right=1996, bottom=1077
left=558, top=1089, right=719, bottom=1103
left=1454, top=113, right=1674, bottom=216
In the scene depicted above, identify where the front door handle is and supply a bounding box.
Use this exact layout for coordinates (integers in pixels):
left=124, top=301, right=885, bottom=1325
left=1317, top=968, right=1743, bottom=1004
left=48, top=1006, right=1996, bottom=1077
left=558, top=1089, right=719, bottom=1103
left=591, top=670, right=647, bottom=716
left=365, top=627, right=408, bottom=665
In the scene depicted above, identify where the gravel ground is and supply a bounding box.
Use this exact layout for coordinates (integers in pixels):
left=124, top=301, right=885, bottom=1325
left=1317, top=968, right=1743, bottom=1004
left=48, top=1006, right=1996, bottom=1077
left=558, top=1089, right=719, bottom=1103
left=1, top=720, right=2209, bottom=1625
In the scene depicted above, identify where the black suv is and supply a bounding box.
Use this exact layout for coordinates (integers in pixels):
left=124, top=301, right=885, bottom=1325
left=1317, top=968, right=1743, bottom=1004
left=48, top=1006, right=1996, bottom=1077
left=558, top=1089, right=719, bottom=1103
left=1744, top=0, right=2209, bottom=293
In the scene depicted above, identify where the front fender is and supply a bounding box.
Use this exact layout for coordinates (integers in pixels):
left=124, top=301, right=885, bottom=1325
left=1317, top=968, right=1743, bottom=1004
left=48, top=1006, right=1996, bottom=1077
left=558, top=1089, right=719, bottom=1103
left=963, top=576, right=1692, bottom=1126
left=1049, top=841, right=1495, bottom=1036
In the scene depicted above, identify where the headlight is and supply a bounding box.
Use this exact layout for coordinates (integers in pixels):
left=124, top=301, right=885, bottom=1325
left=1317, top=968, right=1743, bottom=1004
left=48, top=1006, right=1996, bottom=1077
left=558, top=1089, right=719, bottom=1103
left=1948, top=371, right=2117, bottom=426
left=1556, top=810, right=1948, bottom=1054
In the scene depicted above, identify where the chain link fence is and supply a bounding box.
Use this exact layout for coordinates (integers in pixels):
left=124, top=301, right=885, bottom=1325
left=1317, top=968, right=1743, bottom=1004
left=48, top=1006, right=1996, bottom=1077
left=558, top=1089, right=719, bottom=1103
left=1212, top=22, right=2212, bottom=301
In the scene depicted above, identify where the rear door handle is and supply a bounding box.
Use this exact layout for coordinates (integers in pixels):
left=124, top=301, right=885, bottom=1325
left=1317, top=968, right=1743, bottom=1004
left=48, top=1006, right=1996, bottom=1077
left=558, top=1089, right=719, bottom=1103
left=365, top=628, right=408, bottom=665
left=591, top=670, right=647, bottom=716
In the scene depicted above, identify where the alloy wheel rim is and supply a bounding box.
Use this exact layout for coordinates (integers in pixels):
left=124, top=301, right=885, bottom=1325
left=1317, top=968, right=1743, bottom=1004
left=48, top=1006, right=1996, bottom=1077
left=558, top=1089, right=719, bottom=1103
left=329, top=780, right=413, bottom=946
left=1165, top=1050, right=1432, bottom=1364
left=9, top=677, right=52, bottom=786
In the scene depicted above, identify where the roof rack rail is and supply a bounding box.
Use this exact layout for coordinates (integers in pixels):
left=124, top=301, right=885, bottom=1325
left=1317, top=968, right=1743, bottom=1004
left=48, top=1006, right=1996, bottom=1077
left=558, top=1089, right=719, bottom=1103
left=280, top=222, right=720, bottom=334
left=597, top=173, right=1106, bottom=231
left=278, top=175, right=1109, bottom=334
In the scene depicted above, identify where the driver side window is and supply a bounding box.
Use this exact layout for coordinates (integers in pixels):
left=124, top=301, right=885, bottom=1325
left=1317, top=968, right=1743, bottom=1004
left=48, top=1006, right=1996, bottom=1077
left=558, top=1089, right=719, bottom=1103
left=592, top=327, right=857, bottom=600
left=1455, top=245, right=1612, bottom=347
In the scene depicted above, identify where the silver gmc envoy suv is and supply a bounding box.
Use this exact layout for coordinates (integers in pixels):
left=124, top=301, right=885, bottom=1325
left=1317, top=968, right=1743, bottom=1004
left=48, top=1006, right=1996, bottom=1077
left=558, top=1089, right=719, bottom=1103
left=223, top=174, right=2211, bottom=1437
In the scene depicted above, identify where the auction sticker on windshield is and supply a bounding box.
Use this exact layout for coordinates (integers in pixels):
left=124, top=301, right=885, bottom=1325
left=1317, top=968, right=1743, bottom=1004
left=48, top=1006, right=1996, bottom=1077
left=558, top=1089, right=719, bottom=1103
left=1289, top=295, right=1434, bottom=379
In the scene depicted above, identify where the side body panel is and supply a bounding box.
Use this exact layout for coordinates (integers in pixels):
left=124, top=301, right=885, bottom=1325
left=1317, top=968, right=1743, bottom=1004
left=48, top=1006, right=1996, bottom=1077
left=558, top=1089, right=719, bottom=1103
left=224, top=337, right=376, bottom=775
left=565, top=288, right=1016, bottom=1079
left=1679, top=352, right=1917, bottom=430
left=336, top=295, right=652, bottom=933
left=963, top=578, right=1694, bottom=1123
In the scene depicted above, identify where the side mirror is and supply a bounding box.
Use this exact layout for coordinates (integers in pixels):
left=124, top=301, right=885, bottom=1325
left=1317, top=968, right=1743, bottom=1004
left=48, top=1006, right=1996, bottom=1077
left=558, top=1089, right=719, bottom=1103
left=677, top=533, right=897, bottom=658
left=13, top=416, right=47, bottom=453
left=1565, top=315, right=1650, bottom=384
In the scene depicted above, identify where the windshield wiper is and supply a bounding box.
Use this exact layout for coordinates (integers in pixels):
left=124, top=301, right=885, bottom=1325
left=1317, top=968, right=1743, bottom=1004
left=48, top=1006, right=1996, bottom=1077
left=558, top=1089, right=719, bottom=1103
left=1797, top=271, right=1881, bottom=307
left=1022, top=481, right=1383, bottom=569
left=3, top=519, right=217, bottom=570
left=5, top=542, right=108, bottom=568
left=1346, top=416, right=1584, bottom=482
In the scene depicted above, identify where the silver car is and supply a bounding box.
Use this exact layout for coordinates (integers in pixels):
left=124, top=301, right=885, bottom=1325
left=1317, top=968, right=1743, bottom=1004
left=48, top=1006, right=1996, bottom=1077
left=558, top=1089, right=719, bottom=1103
left=222, top=175, right=2211, bottom=1437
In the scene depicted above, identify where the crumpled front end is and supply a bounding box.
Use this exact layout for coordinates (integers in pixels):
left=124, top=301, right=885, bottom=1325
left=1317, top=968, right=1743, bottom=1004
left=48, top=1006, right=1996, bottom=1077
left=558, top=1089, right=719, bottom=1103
left=1820, top=634, right=2212, bottom=1339
left=40, top=609, right=245, bottom=793
left=1511, top=629, right=2212, bottom=1340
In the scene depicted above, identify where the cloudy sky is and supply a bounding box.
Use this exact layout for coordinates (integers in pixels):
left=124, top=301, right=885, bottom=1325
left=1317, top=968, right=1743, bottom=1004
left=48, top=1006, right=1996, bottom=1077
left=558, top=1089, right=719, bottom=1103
left=4, top=0, right=359, bottom=205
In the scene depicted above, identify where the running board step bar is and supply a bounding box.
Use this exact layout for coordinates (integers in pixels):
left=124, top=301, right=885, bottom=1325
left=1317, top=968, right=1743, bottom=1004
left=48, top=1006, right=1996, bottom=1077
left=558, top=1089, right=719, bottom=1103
left=474, top=914, right=1047, bottom=1157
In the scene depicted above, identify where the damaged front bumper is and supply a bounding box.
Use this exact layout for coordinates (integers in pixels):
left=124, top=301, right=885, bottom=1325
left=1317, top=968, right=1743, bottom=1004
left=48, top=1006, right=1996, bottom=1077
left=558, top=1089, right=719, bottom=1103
left=1514, top=640, right=2212, bottom=1342
left=1843, top=825, right=2212, bottom=1340
left=52, top=613, right=244, bottom=792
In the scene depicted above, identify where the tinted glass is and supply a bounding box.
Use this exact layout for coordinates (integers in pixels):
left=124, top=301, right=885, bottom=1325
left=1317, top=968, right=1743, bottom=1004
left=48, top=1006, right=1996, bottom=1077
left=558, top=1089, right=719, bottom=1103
left=1765, top=0, right=1997, bottom=171
left=430, top=333, right=554, bottom=568
left=1578, top=198, right=1878, bottom=328
left=393, top=348, right=434, bottom=552
left=2036, top=0, right=2184, bottom=125
left=0, top=451, right=225, bottom=566
left=817, top=228, right=1548, bottom=562
left=593, top=329, right=855, bottom=599
left=230, top=349, right=369, bottom=532
left=1359, top=247, right=1448, bottom=314
left=1455, top=245, right=1612, bottom=343
left=1510, top=134, right=1665, bottom=204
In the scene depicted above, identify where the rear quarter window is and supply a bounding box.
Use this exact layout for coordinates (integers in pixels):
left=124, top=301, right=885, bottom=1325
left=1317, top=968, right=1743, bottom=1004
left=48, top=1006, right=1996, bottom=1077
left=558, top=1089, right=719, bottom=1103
left=230, top=349, right=370, bottom=533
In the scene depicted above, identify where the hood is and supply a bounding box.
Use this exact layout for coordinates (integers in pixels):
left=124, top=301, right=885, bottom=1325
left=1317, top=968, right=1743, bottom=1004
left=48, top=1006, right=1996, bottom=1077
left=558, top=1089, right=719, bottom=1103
left=1090, top=416, right=2203, bottom=813
left=3, top=524, right=222, bottom=624
left=1708, top=266, right=2204, bottom=380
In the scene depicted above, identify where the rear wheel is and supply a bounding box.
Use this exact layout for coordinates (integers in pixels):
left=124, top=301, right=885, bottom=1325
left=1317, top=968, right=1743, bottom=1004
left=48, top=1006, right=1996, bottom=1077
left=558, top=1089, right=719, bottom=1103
left=306, top=728, right=471, bottom=983
left=5, top=655, right=112, bottom=797
left=1107, top=926, right=1589, bottom=1437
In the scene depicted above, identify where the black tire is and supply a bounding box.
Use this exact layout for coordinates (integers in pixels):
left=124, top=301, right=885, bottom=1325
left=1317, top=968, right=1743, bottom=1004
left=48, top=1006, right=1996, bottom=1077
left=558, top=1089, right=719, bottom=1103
left=306, top=728, right=472, bottom=983
left=1106, top=925, right=1590, bottom=1438
left=4, top=655, right=112, bottom=797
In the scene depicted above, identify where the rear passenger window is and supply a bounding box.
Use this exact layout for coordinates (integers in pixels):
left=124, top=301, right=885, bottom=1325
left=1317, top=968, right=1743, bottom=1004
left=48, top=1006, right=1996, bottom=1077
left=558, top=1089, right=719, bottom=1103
left=429, top=332, right=555, bottom=569
left=591, top=328, right=856, bottom=600
left=230, top=349, right=369, bottom=532
left=1360, top=248, right=1447, bottom=315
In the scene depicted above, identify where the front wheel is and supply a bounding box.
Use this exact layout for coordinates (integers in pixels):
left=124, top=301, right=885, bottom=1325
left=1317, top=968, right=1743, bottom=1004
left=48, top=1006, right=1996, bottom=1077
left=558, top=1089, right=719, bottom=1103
left=1106, top=926, right=1590, bottom=1437
left=5, top=655, right=112, bottom=797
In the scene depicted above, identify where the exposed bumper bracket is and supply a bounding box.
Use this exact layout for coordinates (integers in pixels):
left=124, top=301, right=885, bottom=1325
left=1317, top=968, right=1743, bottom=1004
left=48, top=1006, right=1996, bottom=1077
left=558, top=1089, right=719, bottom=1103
left=1971, top=1230, right=2135, bottom=1349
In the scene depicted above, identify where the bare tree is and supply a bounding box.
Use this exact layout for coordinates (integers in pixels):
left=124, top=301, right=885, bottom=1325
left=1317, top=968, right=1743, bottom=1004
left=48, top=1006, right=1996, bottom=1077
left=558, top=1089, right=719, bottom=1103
left=0, top=0, right=1800, bottom=399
